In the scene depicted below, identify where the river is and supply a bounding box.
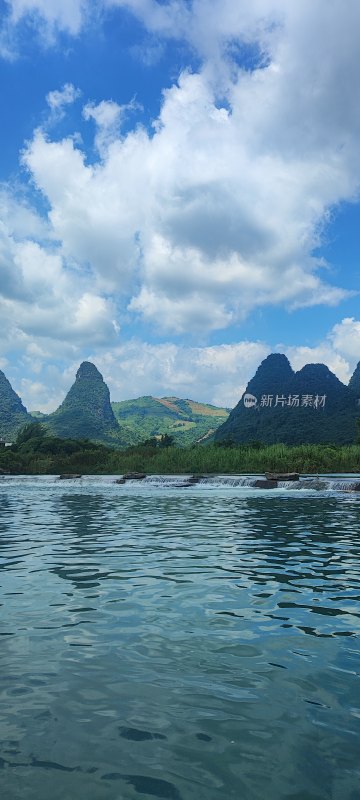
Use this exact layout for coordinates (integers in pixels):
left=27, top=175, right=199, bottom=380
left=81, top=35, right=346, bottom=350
left=0, top=476, right=359, bottom=799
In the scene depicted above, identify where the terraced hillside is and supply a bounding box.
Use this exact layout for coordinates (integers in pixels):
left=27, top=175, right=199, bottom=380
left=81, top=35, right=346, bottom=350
left=111, top=396, right=230, bottom=446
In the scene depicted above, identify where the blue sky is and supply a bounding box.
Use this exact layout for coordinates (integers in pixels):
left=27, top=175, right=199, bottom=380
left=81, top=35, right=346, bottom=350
left=0, top=0, right=359, bottom=411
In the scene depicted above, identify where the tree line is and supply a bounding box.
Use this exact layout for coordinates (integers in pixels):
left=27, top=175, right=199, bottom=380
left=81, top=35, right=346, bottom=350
left=0, top=422, right=359, bottom=475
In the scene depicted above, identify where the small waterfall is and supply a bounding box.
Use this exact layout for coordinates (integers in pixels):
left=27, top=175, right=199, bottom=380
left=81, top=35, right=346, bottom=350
left=141, top=475, right=189, bottom=486
left=1, top=474, right=359, bottom=493
left=277, top=480, right=304, bottom=489
left=198, top=476, right=256, bottom=488
left=122, top=475, right=259, bottom=488
left=330, top=480, right=360, bottom=492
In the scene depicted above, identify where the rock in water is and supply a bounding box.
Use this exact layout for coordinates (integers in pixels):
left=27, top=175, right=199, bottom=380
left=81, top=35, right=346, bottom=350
left=265, top=472, right=299, bottom=481
left=46, top=361, right=122, bottom=446
left=214, top=353, right=359, bottom=445
left=254, top=479, right=278, bottom=489
left=0, top=369, right=32, bottom=440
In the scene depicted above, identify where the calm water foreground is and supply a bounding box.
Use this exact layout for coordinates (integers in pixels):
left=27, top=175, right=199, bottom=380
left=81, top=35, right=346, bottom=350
left=0, top=476, right=359, bottom=800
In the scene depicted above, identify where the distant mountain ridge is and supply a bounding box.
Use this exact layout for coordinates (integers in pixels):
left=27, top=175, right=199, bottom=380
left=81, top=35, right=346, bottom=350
left=214, top=353, right=360, bottom=445
left=1, top=355, right=359, bottom=447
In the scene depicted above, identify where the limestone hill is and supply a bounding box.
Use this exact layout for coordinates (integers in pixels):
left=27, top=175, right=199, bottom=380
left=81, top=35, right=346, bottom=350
left=45, top=362, right=123, bottom=446
left=349, top=359, right=360, bottom=397
left=0, top=370, right=32, bottom=440
left=214, top=353, right=360, bottom=445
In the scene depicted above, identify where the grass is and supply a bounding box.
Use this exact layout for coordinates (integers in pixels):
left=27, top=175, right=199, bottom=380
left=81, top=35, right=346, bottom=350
left=2, top=428, right=360, bottom=475
left=104, top=443, right=360, bottom=476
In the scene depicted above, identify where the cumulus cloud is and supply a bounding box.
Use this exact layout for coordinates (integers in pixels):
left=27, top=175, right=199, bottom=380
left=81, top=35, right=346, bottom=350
left=14, top=314, right=360, bottom=414
left=83, top=97, right=141, bottom=155
left=128, top=285, right=233, bottom=333
left=22, top=129, right=143, bottom=290
left=0, top=188, right=49, bottom=240
left=1, top=0, right=360, bottom=408
left=0, top=203, right=119, bottom=370
left=20, top=0, right=360, bottom=333
left=284, top=345, right=352, bottom=386
left=39, top=339, right=269, bottom=411
left=78, top=319, right=360, bottom=409
left=329, top=318, right=360, bottom=361
left=2, top=307, right=359, bottom=414
left=284, top=318, right=360, bottom=385
left=19, top=378, right=57, bottom=413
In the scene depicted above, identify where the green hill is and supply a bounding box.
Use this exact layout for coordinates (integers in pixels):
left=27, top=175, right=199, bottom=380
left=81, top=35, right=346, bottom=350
left=111, top=396, right=230, bottom=446
left=214, top=353, right=360, bottom=445
left=45, top=361, right=124, bottom=446
left=28, top=367, right=229, bottom=448
left=349, top=359, right=360, bottom=397
left=0, top=369, right=32, bottom=440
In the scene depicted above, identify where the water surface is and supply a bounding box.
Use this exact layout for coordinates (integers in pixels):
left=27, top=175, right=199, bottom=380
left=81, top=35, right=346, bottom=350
left=0, top=477, right=359, bottom=799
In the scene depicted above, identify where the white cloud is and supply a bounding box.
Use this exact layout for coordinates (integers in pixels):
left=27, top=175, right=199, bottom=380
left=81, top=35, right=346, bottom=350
left=0, top=188, right=49, bottom=240
left=329, top=318, right=360, bottom=361
left=21, top=0, right=360, bottom=332
left=1, top=0, right=360, bottom=409
left=4, top=313, right=360, bottom=413
left=19, top=378, right=55, bottom=413
left=284, top=345, right=352, bottom=386
left=18, top=315, right=360, bottom=413
left=83, top=99, right=122, bottom=129
left=3, top=338, right=270, bottom=412
left=284, top=317, right=360, bottom=385
left=83, top=98, right=141, bottom=155
left=23, top=129, right=142, bottom=289
left=128, top=285, right=233, bottom=333
left=82, top=339, right=271, bottom=408
left=0, top=205, right=119, bottom=362
left=0, top=1, right=91, bottom=58
left=95, top=322, right=359, bottom=410
left=7, top=0, right=87, bottom=36
left=46, top=83, right=81, bottom=123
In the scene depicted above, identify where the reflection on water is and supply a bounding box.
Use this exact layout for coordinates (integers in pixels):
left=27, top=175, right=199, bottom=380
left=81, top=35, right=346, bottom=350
left=0, top=478, right=359, bottom=800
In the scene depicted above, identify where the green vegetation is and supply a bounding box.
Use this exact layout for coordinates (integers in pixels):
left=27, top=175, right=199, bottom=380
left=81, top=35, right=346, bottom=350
left=215, top=355, right=360, bottom=445
left=102, top=441, right=360, bottom=475
left=0, top=369, right=32, bottom=440
left=0, top=423, right=112, bottom=475
left=0, top=362, right=229, bottom=449
left=1, top=423, right=359, bottom=475
left=45, top=361, right=124, bottom=446
left=2, top=355, right=360, bottom=451
left=111, top=395, right=230, bottom=446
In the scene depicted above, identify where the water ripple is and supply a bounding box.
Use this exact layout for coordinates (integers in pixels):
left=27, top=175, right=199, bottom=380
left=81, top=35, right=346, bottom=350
left=0, top=478, right=359, bottom=799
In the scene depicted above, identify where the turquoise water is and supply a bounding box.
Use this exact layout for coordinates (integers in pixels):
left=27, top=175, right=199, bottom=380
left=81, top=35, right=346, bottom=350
left=0, top=477, right=359, bottom=800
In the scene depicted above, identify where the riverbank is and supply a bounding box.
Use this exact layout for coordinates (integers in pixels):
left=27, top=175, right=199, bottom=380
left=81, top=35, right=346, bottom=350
left=106, top=443, right=360, bottom=476
left=1, top=429, right=360, bottom=476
